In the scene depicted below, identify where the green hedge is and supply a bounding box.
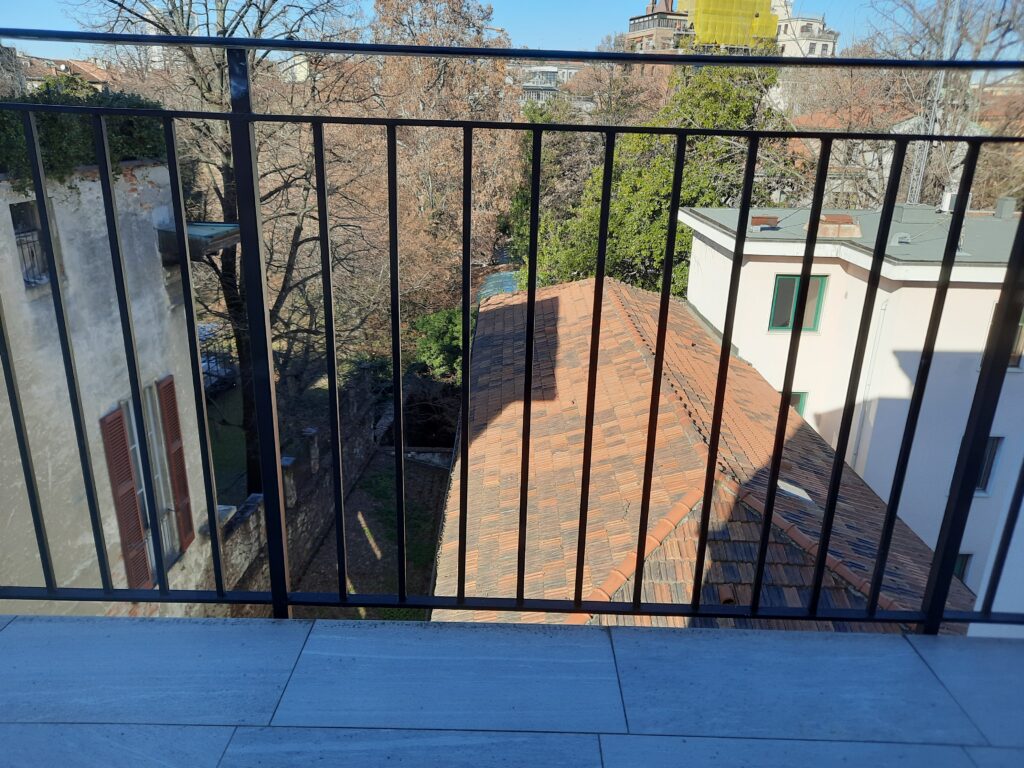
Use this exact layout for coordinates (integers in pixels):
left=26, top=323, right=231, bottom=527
left=0, top=74, right=165, bottom=193
left=412, top=307, right=479, bottom=384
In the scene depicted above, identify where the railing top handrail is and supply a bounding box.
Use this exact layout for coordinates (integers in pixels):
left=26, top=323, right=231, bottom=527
left=1, top=99, right=1021, bottom=144
left=1, top=27, right=1022, bottom=71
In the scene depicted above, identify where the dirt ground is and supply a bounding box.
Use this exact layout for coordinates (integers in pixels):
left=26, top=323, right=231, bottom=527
left=293, top=449, right=452, bottom=621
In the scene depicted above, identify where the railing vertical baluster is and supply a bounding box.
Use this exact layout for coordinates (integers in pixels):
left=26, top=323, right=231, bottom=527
left=22, top=112, right=112, bottom=592
left=982, top=455, right=1024, bottom=616
left=94, top=114, right=169, bottom=593
left=458, top=126, right=473, bottom=604
left=632, top=134, right=687, bottom=609
left=313, top=120, right=349, bottom=602
left=516, top=129, right=543, bottom=606
left=750, top=138, right=832, bottom=614
left=807, top=140, right=908, bottom=616
left=163, top=117, right=225, bottom=596
left=386, top=122, right=409, bottom=603
left=574, top=130, right=617, bottom=607
left=227, top=48, right=292, bottom=618
left=867, top=142, right=982, bottom=615
left=691, top=138, right=758, bottom=609
left=922, top=208, right=1024, bottom=634
left=0, top=289, right=55, bottom=591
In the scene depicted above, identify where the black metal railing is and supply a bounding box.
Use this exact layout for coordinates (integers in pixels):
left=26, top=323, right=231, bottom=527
left=15, top=229, right=50, bottom=287
left=197, top=323, right=238, bottom=393
left=0, top=29, right=1022, bottom=634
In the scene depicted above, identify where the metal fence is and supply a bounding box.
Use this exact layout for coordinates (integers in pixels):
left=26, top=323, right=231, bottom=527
left=0, top=29, right=1022, bottom=634
left=198, top=323, right=238, bottom=394
left=15, top=229, right=49, bottom=287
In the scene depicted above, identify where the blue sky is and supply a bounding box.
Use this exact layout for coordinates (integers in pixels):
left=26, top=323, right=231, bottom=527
left=3, top=1, right=875, bottom=58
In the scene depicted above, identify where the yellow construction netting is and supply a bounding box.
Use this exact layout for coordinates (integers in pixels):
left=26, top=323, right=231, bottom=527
left=693, top=0, right=778, bottom=47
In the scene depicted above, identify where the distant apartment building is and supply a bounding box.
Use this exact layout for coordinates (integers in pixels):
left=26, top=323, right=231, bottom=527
left=627, top=0, right=779, bottom=53
left=773, top=0, right=839, bottom=58
left=625, top=1, right=693, bottom=52
left=627, top=1, right=833, bottom=56
left=681, top=201, right=1023, bottom=614
left=689, top=0, right=778, bottom=50
left=16, top=54, right=112, bottom=91
left=510, top=62, right=595, bottom=113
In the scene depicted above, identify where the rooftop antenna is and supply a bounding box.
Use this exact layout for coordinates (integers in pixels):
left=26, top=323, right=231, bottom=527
left=906, top=0, right=961, bottom=205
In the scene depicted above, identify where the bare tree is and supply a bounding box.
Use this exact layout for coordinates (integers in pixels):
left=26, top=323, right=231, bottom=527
left=869, top=0, right=1024, bottom=205
left=85, top=0, right=519, bottom=493
left=782, top=40, right=918, bottom=207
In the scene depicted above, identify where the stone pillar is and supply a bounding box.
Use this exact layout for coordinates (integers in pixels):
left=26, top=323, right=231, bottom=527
left=281, top=456, right=298, bottom=509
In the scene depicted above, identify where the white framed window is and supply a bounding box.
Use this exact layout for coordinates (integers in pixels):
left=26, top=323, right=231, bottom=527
left=769, top=275, right=828, bottom=332
left=1011, top=312, right=1023, bottom=368
left=954, top=553, right=972, bottom=582
left=976, top=436, right=1003, bottom=494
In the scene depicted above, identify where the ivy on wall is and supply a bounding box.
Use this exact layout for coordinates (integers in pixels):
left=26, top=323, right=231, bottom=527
left=0, top=74, right=166, bottom=193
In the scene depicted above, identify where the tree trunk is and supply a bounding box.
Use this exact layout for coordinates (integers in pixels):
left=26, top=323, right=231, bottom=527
left=218, top=163, right=264, bottom=496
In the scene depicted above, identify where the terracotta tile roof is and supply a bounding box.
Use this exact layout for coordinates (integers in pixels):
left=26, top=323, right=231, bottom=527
left=433, top=278, right=975, bottom=628
left=18, top=56, right=111, bottom=86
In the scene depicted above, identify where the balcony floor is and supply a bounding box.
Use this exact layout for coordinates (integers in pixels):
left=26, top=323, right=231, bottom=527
left=0, top=615, right=1021, bottom=767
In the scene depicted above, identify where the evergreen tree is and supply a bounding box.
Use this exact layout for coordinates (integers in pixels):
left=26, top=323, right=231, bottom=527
left=519, top=65, right=794, bottom=297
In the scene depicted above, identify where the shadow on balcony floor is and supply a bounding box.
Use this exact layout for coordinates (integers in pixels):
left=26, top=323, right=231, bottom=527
left=292, top=449, right=450, bottom=621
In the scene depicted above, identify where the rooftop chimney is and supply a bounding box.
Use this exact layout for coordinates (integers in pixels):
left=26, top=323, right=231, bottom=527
left=893, top=204, right=934, bottom=224
left=995, top=197, right=1018, bottom=220
left=750, top=215, right=780, bottom=231
left=647, top=1, right=675, bottom=13
left=813, top=214, right=862, bottom=239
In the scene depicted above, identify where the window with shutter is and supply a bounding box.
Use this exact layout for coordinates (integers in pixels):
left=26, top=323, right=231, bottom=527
left=100, top=408, right=153, bottom=589
left=156, top=375, right=195, bottom=552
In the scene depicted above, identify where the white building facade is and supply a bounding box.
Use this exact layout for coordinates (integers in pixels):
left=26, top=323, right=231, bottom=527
left=681, top=203, right=1023, bottom=630
left=510, top=63, right=595, bottom=113
left=772, top=0, right=839, bottom=57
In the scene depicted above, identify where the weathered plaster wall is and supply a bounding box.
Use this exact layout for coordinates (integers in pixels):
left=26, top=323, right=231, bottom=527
left=1, top=167, right=389, bottom=617
left=0, top=164, right=219, bottom=615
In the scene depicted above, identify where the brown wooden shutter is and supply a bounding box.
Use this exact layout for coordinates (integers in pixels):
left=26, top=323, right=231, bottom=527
left=99, top=408, right=153, bottom=590
left=156, top=375, right=195, bottom=552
